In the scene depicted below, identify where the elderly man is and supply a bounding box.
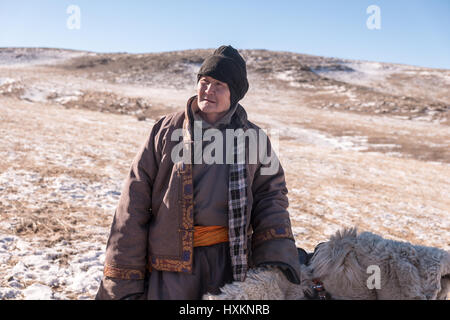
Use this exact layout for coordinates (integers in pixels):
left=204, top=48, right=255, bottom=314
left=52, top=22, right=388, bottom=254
left=95, top=45, right=301, bottom=300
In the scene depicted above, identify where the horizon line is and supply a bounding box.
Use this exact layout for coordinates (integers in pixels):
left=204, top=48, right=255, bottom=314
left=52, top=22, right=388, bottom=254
left=1, top=45, right=448, bottom=71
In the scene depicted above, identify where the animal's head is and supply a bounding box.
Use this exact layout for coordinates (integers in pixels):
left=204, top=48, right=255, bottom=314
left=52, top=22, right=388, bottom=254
left=307, top=228, right=376, bottom=299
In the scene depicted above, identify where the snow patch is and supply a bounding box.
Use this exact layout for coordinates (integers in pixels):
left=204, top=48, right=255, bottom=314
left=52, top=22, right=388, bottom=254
left=23, top=283, right=54, bottom=300
left=0, top=233, right=105, bottom=300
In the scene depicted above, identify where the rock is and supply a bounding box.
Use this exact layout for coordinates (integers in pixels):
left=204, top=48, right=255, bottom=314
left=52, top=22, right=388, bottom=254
left=8, top=280, right=24, bottom=289
left=0, top=287, right=22, bottom=299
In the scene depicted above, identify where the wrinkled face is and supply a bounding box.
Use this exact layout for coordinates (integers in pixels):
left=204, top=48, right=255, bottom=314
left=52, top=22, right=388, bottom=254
left=197, top=76, right=231, bottom=123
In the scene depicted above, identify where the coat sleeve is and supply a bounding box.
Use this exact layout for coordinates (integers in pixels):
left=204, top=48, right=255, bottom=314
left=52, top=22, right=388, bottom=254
left=95, top=278, right=147, bottom=300
left=95, top=117, right=164, bottom=300
left=249, top=134, right=302, bottom=284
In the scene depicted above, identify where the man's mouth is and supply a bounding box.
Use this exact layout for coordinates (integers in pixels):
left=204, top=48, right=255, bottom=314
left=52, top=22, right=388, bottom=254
left=203, top=98, right=216, bottom=103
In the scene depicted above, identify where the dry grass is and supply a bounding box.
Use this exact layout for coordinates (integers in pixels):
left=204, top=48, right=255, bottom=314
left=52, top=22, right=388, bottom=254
left=281, top=142, right=449, bottom=251
left=1, top=90, right=448, bottom=254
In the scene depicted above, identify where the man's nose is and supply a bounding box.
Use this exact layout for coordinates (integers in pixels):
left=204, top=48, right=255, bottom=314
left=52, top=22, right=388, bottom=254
left=205, top=83, right=215, bottom=94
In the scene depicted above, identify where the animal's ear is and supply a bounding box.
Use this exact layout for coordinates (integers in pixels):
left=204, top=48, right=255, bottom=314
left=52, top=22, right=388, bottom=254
left=339, top=250, right=368, bottom=289
left=311, top=229, right=360, bottom=278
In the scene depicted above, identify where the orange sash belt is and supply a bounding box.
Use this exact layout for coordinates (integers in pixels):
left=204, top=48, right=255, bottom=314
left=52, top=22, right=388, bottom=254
left=193, top=225, right=229, bottom=247
left=147, top=226, right=228, bottom=272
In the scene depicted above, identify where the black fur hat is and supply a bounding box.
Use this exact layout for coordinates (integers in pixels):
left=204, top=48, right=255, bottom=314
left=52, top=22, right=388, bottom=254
left=197, top=45, right=249, bottom=107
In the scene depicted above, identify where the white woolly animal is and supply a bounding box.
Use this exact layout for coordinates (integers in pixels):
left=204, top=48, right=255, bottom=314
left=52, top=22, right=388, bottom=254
left=204, top=228, right=450, bottom=300
left=204, top=266, right=311, bottom=300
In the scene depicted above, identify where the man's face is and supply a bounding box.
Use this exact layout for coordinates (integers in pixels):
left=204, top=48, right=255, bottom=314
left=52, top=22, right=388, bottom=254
left=197, top=76, right=231, bottom=123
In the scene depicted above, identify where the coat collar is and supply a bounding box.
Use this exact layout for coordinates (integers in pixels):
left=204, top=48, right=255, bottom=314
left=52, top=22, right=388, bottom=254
left=184, top=95, right=249, bottom=131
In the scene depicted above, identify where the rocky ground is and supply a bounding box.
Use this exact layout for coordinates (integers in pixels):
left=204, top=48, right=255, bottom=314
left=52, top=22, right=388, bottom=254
left=0, top=47, right=448, bottom=299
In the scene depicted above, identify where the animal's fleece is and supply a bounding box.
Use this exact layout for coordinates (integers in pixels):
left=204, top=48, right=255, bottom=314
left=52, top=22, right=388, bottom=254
left=204, top=228, right=450, bottom=300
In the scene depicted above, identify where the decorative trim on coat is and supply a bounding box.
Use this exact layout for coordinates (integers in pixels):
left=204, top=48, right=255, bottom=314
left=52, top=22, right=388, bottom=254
left=251, top=226, right=295, bottom=250
left=149, top=115, right=196, bottom=274
left=150, top=160, right=195, bottom=273
left=103, top=263, right=146, bottom=280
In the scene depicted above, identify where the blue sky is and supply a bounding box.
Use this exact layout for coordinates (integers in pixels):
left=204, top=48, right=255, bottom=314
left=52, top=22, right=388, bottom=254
left=0, top=1, right=449, bottom=69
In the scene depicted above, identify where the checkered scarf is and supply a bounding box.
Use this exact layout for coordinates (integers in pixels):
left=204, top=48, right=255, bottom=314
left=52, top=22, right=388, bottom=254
left=228, top=136, right=248, bottom=281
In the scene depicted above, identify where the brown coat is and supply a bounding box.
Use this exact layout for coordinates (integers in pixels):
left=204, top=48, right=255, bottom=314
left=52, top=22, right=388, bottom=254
left=100, top=96, right=301, bottom=290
